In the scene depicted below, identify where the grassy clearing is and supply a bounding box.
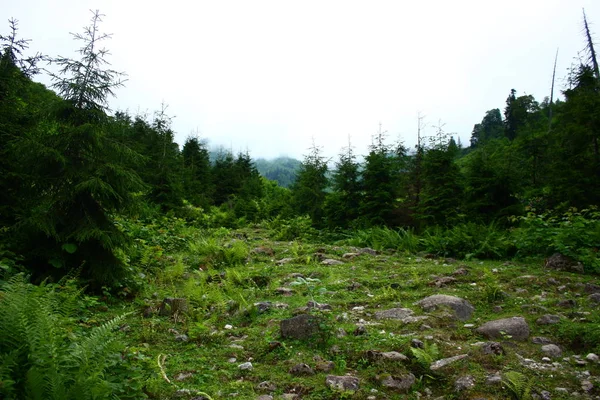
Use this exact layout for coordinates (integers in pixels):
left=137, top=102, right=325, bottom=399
left=67, top=223, right=600, bottom=399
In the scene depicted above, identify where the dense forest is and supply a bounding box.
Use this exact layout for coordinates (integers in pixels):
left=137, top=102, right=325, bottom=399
left=1, top=10, right=600, bottom=400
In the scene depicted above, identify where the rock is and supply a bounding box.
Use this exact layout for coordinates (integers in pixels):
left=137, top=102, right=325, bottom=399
left=174, top=371, right=194, bottom=381
left=581, top=380, right=594, bottom=392
left=174, top=334, right=189, bottom=342
left=411, top=339, right=425, bottom=348
left=316, top=360, right=335, bottom=372
left=430, top=354, right=469, bottom=371
left=380, top=351, right=409, bottom=361
left=256, top=381, right=277, bottom=392
left=353, top=325, right=368, bottom=336
left=280, top=314, right=323, bottom=340
left=539, top=390, right=552, bottom=400
left=588, top=293, right=600, bottom=304
left=342, top=252, right=360, bottom=259
left=532, top=337, right=554, bottom=345
left=476, top=317, right=530, bottom=340
left=584, top=283, right=600, bottom=294
left=486, top=372, right=502, bottom=386
left=325, top=375, right=360, bottom=392
left=275, top=287, right=294, bottom=296
left=481, top=341, right=505, bottom=355
left=381, top=373, right=416, bottom=391
left=429, top=276, right=457, bottom=287
left=321, top=259, right=343, bottom=266
left=238, top=362, right=253, bottom=370
left=256, top=396, right=273, bottom=400
left=359, top=247, right=378, bottom=255
left=374, top=308, right=414, bottom=320
left=347, top=281, right=362, bottom=290
left=545, top=253, right=584, bottom=273
left=415, top=294, right=475, bottom=321
left=142, top=306, right=154, bottom=318
left=541, top=344, right=562, bottom=358
left=276, top=258, right=293, bottom=265
left=254, top=302, right=272, bottom=313
left=541, top=357, right=552, bottom=363
left=159, top=298, right=188, bottom=316
left=455, top=375, right=475, bottom=392
left=453, top=267, right=470, bottom=275
left=536, top=315, right=561, bottom=325
left=252, top=246, right=274, bottom=256
left=585, top=353, right=599, bottom=362
left=289, top=363, right=314, bottom=376
left=557, top=299, right=577, bottom=308
left=307, top=301, right=332, bottom=311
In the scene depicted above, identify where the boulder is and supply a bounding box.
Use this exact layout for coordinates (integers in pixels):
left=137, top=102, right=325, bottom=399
left=541, top=344, right=562, bottom=358
left=545, top=253, right=584, bottom=273
left=381, top=373, right=416, bottom=392
left=430, top=354, right=469, bottom=371
left=476, top=317, right=530, bottom=341
left=415, top=294, right=475, bottom=321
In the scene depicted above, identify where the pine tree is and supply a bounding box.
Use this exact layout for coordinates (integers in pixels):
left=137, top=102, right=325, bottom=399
left=181, top=135, right=213, bottom=208
left=291, top=141, right=329, bottom=226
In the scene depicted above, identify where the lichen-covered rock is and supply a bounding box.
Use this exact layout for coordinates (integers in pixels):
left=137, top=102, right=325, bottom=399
left=415, top=294, right=475, bottom=321
left=545, top=253, right=584, bottom=273
left=374, top=308, right=414, bottom=320
left=476, top=317, right=530, bottom=340
left=455, top=375, right=475, bottom=392
left=381, top=373, right=416, bottom=392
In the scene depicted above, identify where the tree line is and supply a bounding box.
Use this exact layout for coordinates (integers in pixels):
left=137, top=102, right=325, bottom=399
left=1, top=10, right=598, bottom=288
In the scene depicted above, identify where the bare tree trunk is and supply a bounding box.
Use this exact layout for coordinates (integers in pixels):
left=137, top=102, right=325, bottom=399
left=548, top=48, right=559, bottom=132
left=583, top=9, right=600, bottom=80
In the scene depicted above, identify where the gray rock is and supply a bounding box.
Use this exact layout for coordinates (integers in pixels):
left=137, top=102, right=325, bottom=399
left=359, top=247, right=378, bottom=255
left=585, top=353, right=599, bottom=362
left=275, top=287, right=294, bottom=296
left=256, top=381, right=276, bottom=392
left=557, top=299, right=577, bottom=308
left=415, top=294, right=475, bottom=321
left=254, top=302, right=272, bottom=313
left=307, top=301, right=332, bottom=311
left=316, top=360, right=335, bottom=372
left=174, top=334, right=189, bottom=342
left=545, top=253, right=584, bottom=273
left=280, top=314, right=323, bottom=340
left=539, top=390, right=552, bottom=400
left=275, top=258, right=293, bottom=265
left=381, top=373, right=416, bottom=391
left=430, top=354, right=469, bottom=371
left=589, top=293, right=600, bottom=304
left=486, top=373, right=502, bottom=386
left=289, top=363, right=314, bottom=376
left=256, top=396, right=273, bottom=400
left=476, top=317, right=530, bottom=340
left=581, top=380, right=593, bottom=392
left=325, top=375, right=359, bottom=392
left=541, top=344, right=562, bottom=358
left=411, top=339, right=424, bottom=348
left=238, top=362, right=253, bottom=370
left=455, top=375, right=475, bottom=392
left=584, top=283, right=600, bottom=294
left=321, top=259, right=343, bottom=266
left=380, top=351, right=409, bottom=361
left=536, top=314, right=561, bottom=325
left=481, top=342, right=505, bottom=355
left=353, top=325, right=368, bottom=336
left=374, top=308, right=414, bottom=320
left=532, top=337, right=554, bottom=344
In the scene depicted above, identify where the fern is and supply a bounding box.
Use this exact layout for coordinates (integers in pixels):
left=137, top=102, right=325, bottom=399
left=410, top=343, right=440, bottom=368
left=502, top=371, right=534, bottom=400
left=0, top=275, right=144, bottom=399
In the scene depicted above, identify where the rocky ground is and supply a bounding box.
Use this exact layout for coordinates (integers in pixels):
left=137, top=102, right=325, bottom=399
left=107, top=229, right=600, bottom=399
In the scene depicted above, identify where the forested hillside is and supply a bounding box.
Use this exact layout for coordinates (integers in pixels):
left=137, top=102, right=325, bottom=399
left=1, top=10, right=600, bottom=400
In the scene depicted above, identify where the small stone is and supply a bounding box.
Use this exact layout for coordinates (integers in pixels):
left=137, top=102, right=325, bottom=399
left=174, top=334, right=189, bottom=342
left=585, top=353, right=599, bottom=362
left=430, top=354, right=469, bottom=370
left=539, top=390, right=552, bottom=400
left=589, top=293, right=600, bottom=304
left=416, top=294, right=475, bottom=321
left=256, top=396, right=273, bottom=400
left=275, top=287, right=294, bottom=296
left=374, top=308, right=414, bottom=320
left=238, top=362, right=253, bottom=370
left=463, top=324, right=475, bottom=328
left=227, top=358, right=237, bottom=363
left=455, top=375, right=475, bottom=392
left=536, top=314, right=561, bottom=325
left=486, top=373, right=502, bottom=386
left=325, top=375, right=359, bottom=392
left=493, top=305, right=503, bottom=313
left=380, top=351, right=409, bottom=361
left=542, top=357, right=552, bottom=363
left=581, top=380, right=593, bottom=392
left=381, top=373, right=416, bottom=391
left=256, top=381, right=276, bottom=392
left=353, top=325, right=368, bottom=336
left=280, top=314, right=323, bottom=340
left=321, top=259, right=343, bottom=266
left=411, top=339, right=424, bottom=348
left=541, top=344, right=562, bottom=358
left=359, top=247, right=378, bottom=255
left=555, top=388, right=569, bottom=394
left=254, top=302, right=272, bottom=313
left=224, top=324, right=233, bottom=330
left=584, top=283, right=600, bottom=294
left=342, top=252, right=360, bottom=259
left=316, top=360, right=335, bottom=372
left=289, top=363, right=314, bottom=376
left=557, top=299, right=577, bottom=308
left=545, top=253, right=584, bottom=273
left=532, top=337, right=554, bottom=344
left=174, top=371, right=194, bottom=381
left=482, top=342, right=505, bottom=355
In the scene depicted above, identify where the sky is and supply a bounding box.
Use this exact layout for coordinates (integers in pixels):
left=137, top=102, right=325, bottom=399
left=4, top=0, right=600, bottom=160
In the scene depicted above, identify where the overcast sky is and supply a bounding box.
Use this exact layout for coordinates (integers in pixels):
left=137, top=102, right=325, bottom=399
left=4, top=0, right=600, bottom=160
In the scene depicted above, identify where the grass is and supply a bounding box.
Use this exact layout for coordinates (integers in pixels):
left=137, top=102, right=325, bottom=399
left=52, top=222, right=600, bottom=399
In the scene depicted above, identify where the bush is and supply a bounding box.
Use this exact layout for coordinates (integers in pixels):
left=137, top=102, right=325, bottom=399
left=343, top=226, right=419, bottom=253
left=511, top=207, right=600, bottom=272
left=267, top=215, right=316, bottom=241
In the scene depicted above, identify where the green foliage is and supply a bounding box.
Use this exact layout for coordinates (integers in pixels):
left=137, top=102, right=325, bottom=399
left=553, top=318, right=600, bottom=353
left=267, top=215, right=316, bottom=241
left=421, top=222, right=513, bottom=259
left=502, top=371, right=534, bottom=400
left=511, top=207, right=600, bottom=272
left=188, top=234, right=249, bottom=269
left=291, top=142, right=329, bottom=226
left=410, top=342, right=440, bottom=372
left=343, top=226, right=419, bottom=253
left=254, top=156, right=301, bottom=188
left=0, top=275, right=145, bottom=399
